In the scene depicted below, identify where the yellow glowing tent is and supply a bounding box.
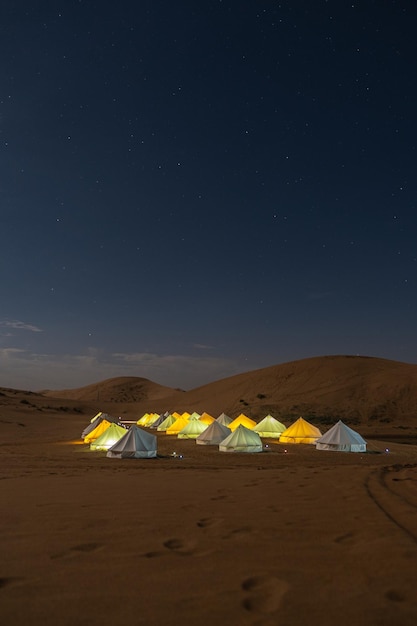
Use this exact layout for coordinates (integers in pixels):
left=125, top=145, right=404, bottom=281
left=228, top=413, right=256, bottom=431
left=84, top=419, right=112, bottom=443
left=199, top=412, right=215, bottom=425
left=166, top=416, right=189, bottom=435
left=144, top=413, right=160, bottom=426
left=90, top=422, right=127, bottom=450
left=279, top=417, right=322, bottom=444
left=137, top=413, right=150, bottom=426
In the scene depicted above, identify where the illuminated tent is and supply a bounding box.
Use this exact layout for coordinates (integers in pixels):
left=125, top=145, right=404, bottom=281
left=84, top=419, right=112, bottom=443
left=137, top=413, right=150, bottom=426
left=81, top=413, right=119, bottom=439
left=199, top=412, right=215, bottom=425
left=253, top=415, right=287, bottom=438
left=216, top=412, right=232, bottom=426
left=157, top=414, right=177, bottom=431
left=166, top=415, right=189, bottom=435
left=90, top=422, right=127, bottom=450
left=219, top=425, right=263, bottom=453
left=228, top=413, right=256, bottom=431
left=196, top=420, right=231, bottom=445
left=145, top=413, right=161, bottom=427
left=149, top=412, right=169, bottom=429
left=316, top=420, right=367, bottom=453
left=279, top=417, right=322, bottom=444
left=107, top=425, right=157, bottom=458
left=189, top=411, right=201, bottom=420
left=177, top=419, right=208, bottom=439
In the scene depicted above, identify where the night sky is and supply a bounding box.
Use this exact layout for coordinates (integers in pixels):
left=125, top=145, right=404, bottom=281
left=1, top=1, right=416, bottom=391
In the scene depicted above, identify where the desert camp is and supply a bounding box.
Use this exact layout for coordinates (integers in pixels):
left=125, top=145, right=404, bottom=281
left=1, top=355, right=417, bottom=626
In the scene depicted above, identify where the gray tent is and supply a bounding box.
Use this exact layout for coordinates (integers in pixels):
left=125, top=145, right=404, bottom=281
left=196, top=420, right=231, bottom=445
left=216, top=412, right=232, bottom=426
left=107, top=425, right=157, bottom=458
left=316, top=420, right=366, bottom=453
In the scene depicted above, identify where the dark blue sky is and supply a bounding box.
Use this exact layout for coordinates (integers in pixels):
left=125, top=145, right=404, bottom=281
left=1, top=1, right=416, bottom=390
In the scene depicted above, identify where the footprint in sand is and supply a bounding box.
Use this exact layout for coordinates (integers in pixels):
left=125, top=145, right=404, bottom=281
left=241, top=575, right=289, bottom=614
left=50, top=542, right=103, bottom=559
left=142, top=550, right=165, bottom=559
left=163, top=538, right=196, bottom=555
left=222, top=526, right=254, bottom=540
left=196, top=517, right=223, bottom=528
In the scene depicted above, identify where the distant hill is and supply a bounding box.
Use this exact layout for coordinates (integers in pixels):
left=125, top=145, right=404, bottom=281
left=41, top=376, right=184, bottom=403
left=3, top=355, right=417, bottom=436
left=166, top=355, right=417, bottom=430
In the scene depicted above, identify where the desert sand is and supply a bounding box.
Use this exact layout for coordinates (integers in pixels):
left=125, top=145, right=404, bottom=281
left=1, top=356, right=417, bottom=625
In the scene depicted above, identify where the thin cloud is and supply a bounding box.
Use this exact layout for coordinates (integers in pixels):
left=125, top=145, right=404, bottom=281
left=0, top=319, right=43, bottom=332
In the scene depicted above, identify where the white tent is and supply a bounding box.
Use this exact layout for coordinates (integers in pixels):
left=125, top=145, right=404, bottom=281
left=107, top=425, right=157, bottom=458
left=219, top=425, right=263, bottom=453
left=316, top=420, right=367, bottom=453
left=216, top=412, right=232, bottom=426
left=196, top=420, right=231, bottom=445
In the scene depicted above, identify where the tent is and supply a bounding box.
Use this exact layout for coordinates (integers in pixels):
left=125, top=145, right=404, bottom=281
left=149, top=413, right=169, bottom=429
left=137, top=413, right=150, bottom=426
left=219, top=425, right=263, bottom=453
left=196, top=420, right=231, bottom=445
left=84, top=419, right=112, bottom=443
left=166, top=415, right=189, bottom=435
left=189, top=411, right=201, bottom=420
left=107, top=425, right=157, bottom=458
left=81, top=413, right=119, bottom=439
left=316, top=420, right=367, bottom=453
left=228, top=413, right=256, bottom=431
left=90, top=422, right=127, bottom=450
left=157, top=414, right=177, bottom=432
left=199, top=412, right=215, bottom=425
left=177, top=419, right=208, bottom=439
left=253, top=415, right=287, bottom=438
left=145, top=413, right=161, bottom=427
left=216, top=412, right=232, bottom=426
left=279, top=417, right=322, bottom=444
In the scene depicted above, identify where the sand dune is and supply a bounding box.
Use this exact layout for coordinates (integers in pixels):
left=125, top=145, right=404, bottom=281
left=1, top=355, right=417, bottom=625
left=38, top=355, right=417, bottom=437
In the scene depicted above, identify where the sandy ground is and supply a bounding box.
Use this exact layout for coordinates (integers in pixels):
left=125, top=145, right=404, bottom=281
left=1, top=411, right=417, bottom=626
